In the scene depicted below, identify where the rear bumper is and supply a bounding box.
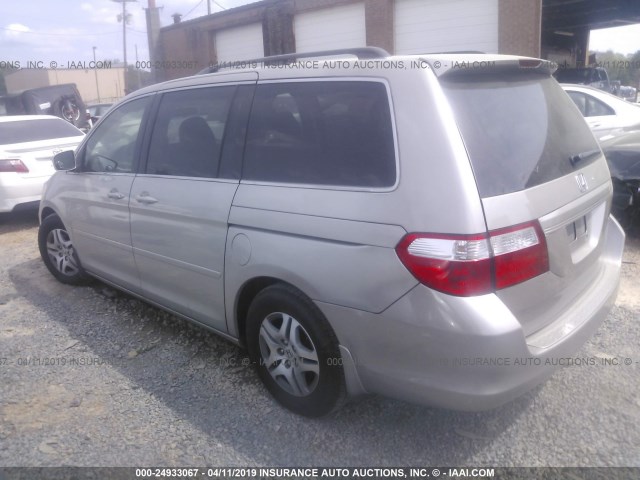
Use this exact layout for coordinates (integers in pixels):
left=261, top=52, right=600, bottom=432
left=0, top=175, right=49, bottom=212
left=319, top=215, right=625, bottom=411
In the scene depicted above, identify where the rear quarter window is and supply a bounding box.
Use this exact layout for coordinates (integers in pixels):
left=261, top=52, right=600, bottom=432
left=242, top=81, right=396, bottom=188
left=442, top=73, right=601, bottom=197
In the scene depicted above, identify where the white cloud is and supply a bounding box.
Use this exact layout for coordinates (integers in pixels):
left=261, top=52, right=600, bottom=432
left=5, top=23, right=31, bottom=37
left=3, top=23, right=92, bottom=61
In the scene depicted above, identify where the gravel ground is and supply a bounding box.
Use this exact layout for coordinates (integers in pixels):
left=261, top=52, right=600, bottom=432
left=0, top=209, right=639, bottom=468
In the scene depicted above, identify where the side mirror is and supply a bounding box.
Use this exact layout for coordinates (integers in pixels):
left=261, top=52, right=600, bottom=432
left=53, top=150, right=76, bottom=171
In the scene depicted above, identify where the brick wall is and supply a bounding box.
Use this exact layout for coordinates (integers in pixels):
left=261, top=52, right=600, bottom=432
left=498, top=0, right=542, bottom=58
left=365, top=0, right=394, bottom=54
left=157, top=0, right=541, bottom=81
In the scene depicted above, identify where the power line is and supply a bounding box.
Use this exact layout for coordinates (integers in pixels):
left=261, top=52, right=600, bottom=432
left=1, top=25, right=147, bottom=37
left=182, top=0, right=205, bottom=19
left=1, top=26, right=121, bottom=37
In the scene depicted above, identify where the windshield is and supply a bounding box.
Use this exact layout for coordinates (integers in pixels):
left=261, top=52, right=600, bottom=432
left=442, top=73, right=601, bottom=197
left=0, top=118, right=82, bottom=145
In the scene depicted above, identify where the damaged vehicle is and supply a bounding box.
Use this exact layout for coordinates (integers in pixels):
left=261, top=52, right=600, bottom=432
left=0, top=84, right=90, bottom=131
left=601, top=130, right=640, bottom=229
left=38, top=49, right=625, bottom=417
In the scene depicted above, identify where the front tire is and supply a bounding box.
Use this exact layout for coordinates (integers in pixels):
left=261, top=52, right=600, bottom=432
left=38, top=214, right=90, bottom=285
left=246, top=284, right=346, bottom=417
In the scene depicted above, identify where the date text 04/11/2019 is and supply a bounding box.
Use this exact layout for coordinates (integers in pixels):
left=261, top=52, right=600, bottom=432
left=134, top=467, right=496, bottom=478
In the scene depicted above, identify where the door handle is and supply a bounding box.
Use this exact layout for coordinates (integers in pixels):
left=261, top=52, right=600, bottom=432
left=107, top=190, right=125, bottom=200
left=135, top=192, right=159, bottom=204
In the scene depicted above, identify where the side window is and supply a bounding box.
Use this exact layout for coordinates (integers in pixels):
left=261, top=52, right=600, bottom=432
left=567, top=92, right=587, bottom=116
left=585, top=95, right=614, bottom=117
left=82, top=97, right=150, bottom=173
left=146, top=86, right=235, bottom=178
left=243, top=81, right=396, bottom=187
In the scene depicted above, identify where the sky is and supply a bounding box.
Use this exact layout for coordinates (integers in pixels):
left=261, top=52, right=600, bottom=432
left=1, top=0, right=639, bottom=66
left=0, top=0, right=261, bottom=66
left=589, top=24, right=640, bottom=55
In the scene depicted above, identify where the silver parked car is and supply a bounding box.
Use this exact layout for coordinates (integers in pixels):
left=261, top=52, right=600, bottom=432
left=39, top=49, right=625, bottom=417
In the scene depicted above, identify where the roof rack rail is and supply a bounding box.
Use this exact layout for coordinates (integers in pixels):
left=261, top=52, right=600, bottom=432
left=197, top=47, right=390, bottom=74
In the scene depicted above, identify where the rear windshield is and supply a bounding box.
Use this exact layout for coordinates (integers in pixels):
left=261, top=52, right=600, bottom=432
left=0, top=118, right=82, bottom=145
left=442, top=73, right=600, bottom=197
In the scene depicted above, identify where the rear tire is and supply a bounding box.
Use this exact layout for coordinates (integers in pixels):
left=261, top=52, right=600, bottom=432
left=246, top=284, right=346, bottom=417
left=38, top=214, right=90, bottom=285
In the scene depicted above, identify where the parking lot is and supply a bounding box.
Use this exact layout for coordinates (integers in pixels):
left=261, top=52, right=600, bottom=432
left=0, top=209, right=639, bottom=467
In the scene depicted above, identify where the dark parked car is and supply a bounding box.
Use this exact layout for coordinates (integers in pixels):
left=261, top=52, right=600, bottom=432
left=554, top=66, right=611, bottom=93
left=0, top=84, right=90, bottom=131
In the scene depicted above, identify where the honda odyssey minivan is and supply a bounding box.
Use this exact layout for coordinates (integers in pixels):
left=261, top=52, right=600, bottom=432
left=39, top=49, right=625, bottom=417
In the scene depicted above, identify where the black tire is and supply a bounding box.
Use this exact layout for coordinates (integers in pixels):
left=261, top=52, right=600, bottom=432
left=38, top=214, right=91, bottom=285
left=246, top=284, right=346, bottom=417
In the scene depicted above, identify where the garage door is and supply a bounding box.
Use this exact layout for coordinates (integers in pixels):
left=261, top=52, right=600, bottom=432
left=216, top=23, right=264, bottom=63
left=294, top=3, right=366, bottom=53
left=394, top=0, right=499, bottom=54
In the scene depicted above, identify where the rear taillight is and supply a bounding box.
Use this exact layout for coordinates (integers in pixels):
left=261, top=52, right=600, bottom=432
left=395, top=233, right=492, bottom=296
left=396, top=221, right=549, bottom=296
left=0, top=159, right=29, bottom=173
left=490, top=222, right=549, bottom=290
left=519, top=59, right=542, bottom=69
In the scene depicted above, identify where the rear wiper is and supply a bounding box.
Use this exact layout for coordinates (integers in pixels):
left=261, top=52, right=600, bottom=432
left=570, top=149, right=600, bottom=167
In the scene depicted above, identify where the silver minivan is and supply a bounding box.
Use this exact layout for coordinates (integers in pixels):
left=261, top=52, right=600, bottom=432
left=39, top=49, right=625, bottom=417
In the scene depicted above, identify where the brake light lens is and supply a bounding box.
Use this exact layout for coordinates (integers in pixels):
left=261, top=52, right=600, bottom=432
left=396, top=221, right=549, bottom=296
left=491, top=222, right=549, bottom=290
left=396, top=233, right=492, bottom=296
left=519, top=59, right=542, bottom=69
left=0, top=159, right=29, bottom=173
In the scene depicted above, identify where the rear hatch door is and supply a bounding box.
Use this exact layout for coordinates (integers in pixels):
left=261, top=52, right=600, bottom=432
left=440, top=61, right=613, bottom=337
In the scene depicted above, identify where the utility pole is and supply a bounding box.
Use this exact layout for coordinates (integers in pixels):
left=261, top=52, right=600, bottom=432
left=135, top=44, right=142, bottom=90
left=92, top=46, right=101, bottom=103
left=145, top=0, right=162, bottom=83
left=113, top=0, right=137, bottom=94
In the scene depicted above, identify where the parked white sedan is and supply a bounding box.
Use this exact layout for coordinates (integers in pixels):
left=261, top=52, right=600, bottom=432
left=0, top=115, right=84, bottom=212
left=562, top=84, right=640, bottom=141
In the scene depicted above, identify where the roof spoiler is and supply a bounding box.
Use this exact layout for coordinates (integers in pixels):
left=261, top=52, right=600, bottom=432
left=430, top=57, right=558, bottom=78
